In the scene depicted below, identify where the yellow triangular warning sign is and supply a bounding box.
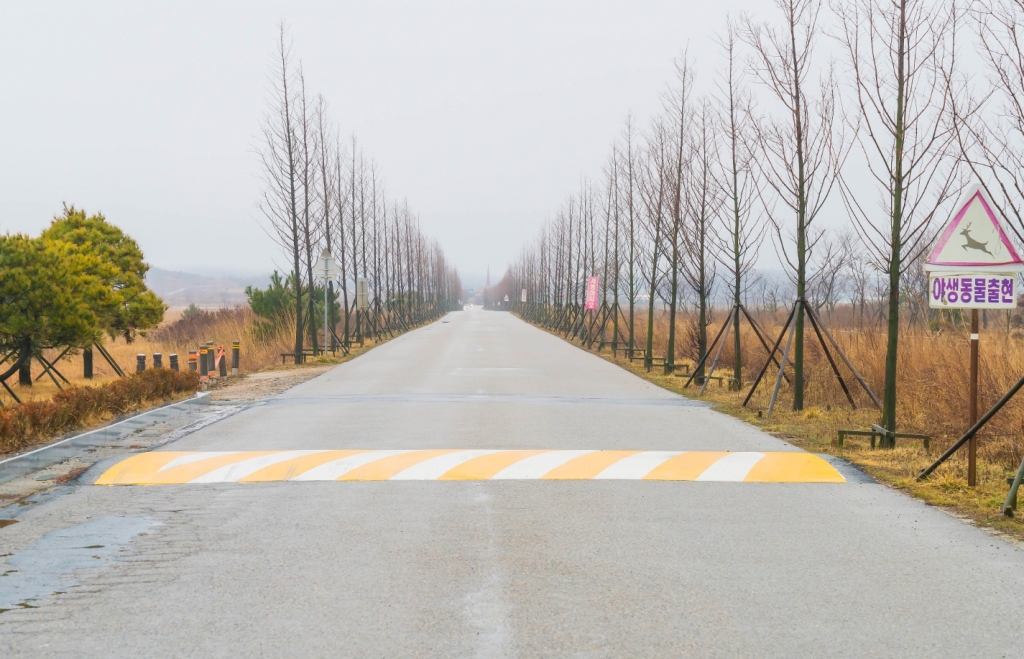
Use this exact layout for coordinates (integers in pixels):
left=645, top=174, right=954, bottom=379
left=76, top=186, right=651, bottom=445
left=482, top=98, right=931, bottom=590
left=926, top=184, right=1024, bottom=271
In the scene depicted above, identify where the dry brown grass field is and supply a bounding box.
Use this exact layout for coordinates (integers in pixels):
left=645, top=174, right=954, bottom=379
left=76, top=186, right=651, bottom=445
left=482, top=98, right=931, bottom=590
left=1, top=307, right=344, bottom=406
left=565, top=306, right=1024, bottom=539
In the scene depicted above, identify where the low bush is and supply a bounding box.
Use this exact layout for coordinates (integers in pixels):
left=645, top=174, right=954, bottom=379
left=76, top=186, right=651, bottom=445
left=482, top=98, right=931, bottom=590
left=0, top=368, right=199, bottom=454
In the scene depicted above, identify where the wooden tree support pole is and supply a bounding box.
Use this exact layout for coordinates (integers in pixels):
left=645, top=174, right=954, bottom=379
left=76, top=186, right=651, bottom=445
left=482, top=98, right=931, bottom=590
left=683, top=305, right=738, bottom=389
left=34, top=346, right=72, bottom=383
left=918, top=367, right=1024, bottom=481
left=94, top=342, right=126, bottom=377
left=739, top=305, right=791, bottom=385
left=804, top=302, right=857, bottom=410
left=699, top=310, right=735, bottom=395
left=766, top=316, right=797, bottom=419
left=804, top=303, right=881, bottom=408
left=1, top=378, right=21, bottom=404
left=743, top=302, right=798, bottom=407
left=33, top=352, right=65, bottom=389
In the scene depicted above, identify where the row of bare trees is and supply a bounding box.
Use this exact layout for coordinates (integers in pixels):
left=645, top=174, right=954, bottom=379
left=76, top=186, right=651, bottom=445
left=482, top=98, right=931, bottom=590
left=498, top=0, right=1024, bottom=431
left=258, top=27, right=461, bottom=363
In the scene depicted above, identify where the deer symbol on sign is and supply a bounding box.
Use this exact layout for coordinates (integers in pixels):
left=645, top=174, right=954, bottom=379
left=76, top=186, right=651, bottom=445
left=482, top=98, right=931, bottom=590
left=960, top=223, right=994, bottom=256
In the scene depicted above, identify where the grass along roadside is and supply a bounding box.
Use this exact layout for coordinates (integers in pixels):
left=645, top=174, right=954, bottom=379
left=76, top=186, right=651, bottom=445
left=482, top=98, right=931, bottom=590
left=0, top=328, right=386, bottom=459
left=595, top=349, right=1024, bottom=541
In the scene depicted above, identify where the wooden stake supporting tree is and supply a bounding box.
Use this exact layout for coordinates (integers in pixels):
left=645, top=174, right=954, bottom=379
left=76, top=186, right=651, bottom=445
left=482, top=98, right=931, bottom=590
left=741, top=298, right=880, bottom=418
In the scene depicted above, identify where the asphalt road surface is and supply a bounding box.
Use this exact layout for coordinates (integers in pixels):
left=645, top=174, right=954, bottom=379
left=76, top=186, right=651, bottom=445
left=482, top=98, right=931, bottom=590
left=2, top=308, right=1023, bottom=657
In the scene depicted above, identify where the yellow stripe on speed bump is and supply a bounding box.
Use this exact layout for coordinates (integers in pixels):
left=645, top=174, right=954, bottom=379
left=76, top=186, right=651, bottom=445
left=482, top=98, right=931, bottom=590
left=94, top=450, right=845, bottom=485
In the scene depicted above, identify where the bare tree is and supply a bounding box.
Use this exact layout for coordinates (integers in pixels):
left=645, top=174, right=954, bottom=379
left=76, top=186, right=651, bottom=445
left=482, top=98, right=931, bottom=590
left=257, top=25, right=305, bottom=364
left=621, top=116, right=641, bottom=356
left=835, top=0, right=962, bottom=432
left=714, top=18, right=766, bottom=386
left=951, top=0, right=1024, bottom=239
left=745, top=0, right=845, bottom=410
left=662, top=56, right=695, bottom=374
left=681, top=99, right=722, bottom=381
left=637, top=121, right=671, bottom=370
left=296, top=69, right=321, bottom=354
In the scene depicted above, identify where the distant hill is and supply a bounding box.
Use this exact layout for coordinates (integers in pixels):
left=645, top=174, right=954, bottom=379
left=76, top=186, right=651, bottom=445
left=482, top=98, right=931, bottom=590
left=145, top=267, right=270, bottom=307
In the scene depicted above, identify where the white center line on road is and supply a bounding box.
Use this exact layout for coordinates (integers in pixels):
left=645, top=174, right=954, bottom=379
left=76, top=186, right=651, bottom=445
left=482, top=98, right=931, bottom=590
left=292, top=450, right=410, bottom=481
left=594, top=451, right=682, bottom=479
left=695, top=452, right=765, bottom=481
left=490, top=450, right=594, bottom=479
left=390, top=450, right=502, bottom=480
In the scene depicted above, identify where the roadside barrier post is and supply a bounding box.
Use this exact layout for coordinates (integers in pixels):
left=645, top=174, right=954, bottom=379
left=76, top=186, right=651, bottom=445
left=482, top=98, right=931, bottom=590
left=188, top=351, right=198, bottom=372
left=199, top=347, right=207, bottom=376
left=219, top=346, right=227, bottom=377
left=136, top=354, right=146, bottom=373
left=170, top=354, right=179, bottom=371
left=206, top=342, right=216, bottom=381
left=231, top=341, right=240, bottom=376
left=83, top=347, right=93, bottom=379
left=153, top=353, right=163, bottom=368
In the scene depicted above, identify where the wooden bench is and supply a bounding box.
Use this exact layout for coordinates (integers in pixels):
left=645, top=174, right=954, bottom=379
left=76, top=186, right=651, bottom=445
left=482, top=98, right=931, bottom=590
left=836, top=426, right=930, bottom=450
left=280, top=349, right=318, bottom=364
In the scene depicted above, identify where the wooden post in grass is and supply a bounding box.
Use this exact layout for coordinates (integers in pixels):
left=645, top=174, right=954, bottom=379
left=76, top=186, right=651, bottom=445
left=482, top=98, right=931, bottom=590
left=969, top=309, right=979, bottom=486
left=923, top=184, right=1024, bottom=484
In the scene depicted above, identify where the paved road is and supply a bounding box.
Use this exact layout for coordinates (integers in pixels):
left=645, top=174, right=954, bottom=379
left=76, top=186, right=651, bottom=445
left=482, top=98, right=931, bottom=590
left=2, top=308, right=1023, bottom=657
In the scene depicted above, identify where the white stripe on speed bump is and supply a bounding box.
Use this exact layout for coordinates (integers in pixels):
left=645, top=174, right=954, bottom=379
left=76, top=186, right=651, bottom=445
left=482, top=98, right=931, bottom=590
left=695, top=452, right=765, bottom=481
left=158, top=451, right=236, bottom=472
left=95, top=450, right=848, bottom=485
left=491, top=450, right=594, bottom=479
left=391, top=450, right=502, bottom=480
left=189, top=450, right=325, bottom=483
left=594, top=451, right=682, bottom=479
left=292, top=450, right=409, bottom=481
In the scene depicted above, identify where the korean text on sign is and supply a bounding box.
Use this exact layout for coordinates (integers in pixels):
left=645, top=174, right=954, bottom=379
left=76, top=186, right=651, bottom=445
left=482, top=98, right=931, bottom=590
left=585, top=276, right=599, bottom=311
left=929, top=274, right=1016, bottom=309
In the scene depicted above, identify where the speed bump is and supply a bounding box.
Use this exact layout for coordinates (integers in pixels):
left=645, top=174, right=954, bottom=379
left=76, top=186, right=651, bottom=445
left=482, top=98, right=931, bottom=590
left=95, top=450, right=845, bottom=485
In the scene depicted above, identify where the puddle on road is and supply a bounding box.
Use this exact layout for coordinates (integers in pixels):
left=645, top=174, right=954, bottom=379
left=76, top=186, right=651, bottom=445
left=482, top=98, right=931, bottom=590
left=0, top=515, right=156, bottom=612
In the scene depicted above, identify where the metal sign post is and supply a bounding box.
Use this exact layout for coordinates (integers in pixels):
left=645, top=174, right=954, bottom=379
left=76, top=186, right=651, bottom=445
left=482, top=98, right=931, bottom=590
left=925, top=184, right=1024, bottom=485
left=356, top=278, right=369, bottom=311
left=314, top=249, right=341, bottom=355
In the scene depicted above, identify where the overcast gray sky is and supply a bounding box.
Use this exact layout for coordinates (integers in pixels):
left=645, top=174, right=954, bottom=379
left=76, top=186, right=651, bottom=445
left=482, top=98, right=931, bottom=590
left=1, top=1, right=765, bottom=286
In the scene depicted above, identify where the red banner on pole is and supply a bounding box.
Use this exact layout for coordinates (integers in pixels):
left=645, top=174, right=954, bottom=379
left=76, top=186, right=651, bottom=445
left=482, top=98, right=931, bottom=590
left=585, top=276, right=599, bottom=310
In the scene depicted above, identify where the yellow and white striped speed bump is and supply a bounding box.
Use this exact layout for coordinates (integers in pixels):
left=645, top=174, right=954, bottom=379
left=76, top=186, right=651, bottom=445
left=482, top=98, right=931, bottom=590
left=95, top=450, right=845, bottom=485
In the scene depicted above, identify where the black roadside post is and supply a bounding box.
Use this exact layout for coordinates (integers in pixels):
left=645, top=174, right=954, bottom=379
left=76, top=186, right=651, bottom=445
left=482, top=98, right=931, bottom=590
left=153, top=353, right=163, bottom=369
left=169, top=354, right=179, bottom=371
left=206, top=342, right=216, bottom=380
left=199, top=347, right=207, bottom=377
left=83, top=346, right=93, bottom=379
left=188, top=351, right=198, bottom=372
left=219, top=347, right=227, bottom=377
left=231, top=341, right=240, bottom=376
left=136, top=354, right=146, bottom=373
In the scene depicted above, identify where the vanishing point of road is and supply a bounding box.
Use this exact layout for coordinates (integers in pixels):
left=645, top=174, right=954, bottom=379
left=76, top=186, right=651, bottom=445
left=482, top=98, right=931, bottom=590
left=2, top=308, right=1023, bottom=657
